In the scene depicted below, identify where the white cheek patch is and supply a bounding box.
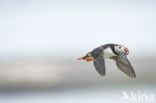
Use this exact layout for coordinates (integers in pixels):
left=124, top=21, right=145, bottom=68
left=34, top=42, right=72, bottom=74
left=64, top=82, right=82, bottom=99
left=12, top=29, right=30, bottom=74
left=119, top=47, right=125, bottom=54
left=115, top=46, right=124, bottom=54
left=103, top=47, right=116, bottom=58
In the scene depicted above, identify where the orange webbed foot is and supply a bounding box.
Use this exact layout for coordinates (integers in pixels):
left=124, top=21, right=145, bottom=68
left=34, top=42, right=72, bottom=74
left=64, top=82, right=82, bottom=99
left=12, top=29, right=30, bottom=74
left=86, top=59, right=93, bottom=62
left=78, top=56, right=90, bottom=60
left=78, top=57, right=85, bottom=60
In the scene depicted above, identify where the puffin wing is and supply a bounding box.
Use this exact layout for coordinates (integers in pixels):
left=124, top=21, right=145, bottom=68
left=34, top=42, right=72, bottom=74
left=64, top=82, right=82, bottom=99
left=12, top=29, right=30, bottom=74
left=91, top=47, right=105, bottom=76
left=111, top=56, right=136, bottom=78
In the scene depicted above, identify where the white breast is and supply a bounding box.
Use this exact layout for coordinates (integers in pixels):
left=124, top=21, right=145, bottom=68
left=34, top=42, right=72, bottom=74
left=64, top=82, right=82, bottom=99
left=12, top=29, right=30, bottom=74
left=103, top=47, right=116, bottom=58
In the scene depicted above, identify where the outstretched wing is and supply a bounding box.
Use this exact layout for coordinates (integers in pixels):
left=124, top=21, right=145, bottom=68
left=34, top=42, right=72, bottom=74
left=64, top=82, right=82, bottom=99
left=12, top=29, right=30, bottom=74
left=111, top=56, right=136, bottom=78
left=91, top=47, right=105, bottom=76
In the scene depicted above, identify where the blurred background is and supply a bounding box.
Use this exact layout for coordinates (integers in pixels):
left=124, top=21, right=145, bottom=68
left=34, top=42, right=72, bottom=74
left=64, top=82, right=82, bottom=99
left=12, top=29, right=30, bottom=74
left=0, top=0, right=156, bottom=103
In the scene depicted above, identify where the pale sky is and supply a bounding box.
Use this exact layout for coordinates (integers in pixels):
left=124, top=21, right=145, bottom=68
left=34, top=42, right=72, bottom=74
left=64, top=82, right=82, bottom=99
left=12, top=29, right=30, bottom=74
left=0, top=0, right=156, bottom=59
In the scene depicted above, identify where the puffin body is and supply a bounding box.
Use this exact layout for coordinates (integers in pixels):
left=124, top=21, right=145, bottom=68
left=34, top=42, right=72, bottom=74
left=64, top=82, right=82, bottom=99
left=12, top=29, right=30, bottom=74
left=78, top=43, right=136, bottom=78
left=103, top=47, right=117, bottom=58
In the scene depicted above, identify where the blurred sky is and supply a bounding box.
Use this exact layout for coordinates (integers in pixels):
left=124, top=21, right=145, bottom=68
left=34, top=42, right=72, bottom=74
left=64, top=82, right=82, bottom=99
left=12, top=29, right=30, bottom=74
left=0, top=0, right=156, bottom=59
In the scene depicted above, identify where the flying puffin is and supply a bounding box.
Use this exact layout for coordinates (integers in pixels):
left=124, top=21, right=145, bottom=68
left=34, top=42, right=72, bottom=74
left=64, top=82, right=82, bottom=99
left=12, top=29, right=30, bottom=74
left=78, top=43, right=136, bottom=78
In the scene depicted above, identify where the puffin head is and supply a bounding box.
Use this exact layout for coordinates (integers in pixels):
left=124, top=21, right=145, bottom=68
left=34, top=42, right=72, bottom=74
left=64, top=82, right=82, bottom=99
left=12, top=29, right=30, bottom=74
left=114, top=45, right=129, bottom=55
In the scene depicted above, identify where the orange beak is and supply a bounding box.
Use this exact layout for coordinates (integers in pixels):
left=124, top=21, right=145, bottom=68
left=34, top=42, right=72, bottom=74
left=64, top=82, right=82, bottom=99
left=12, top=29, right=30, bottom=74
left=125, top=47, right=129, bottom=54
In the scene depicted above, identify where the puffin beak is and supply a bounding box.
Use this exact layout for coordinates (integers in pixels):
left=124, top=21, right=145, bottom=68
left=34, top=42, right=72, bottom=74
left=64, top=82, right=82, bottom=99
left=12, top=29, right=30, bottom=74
left=125, top=47, right=129, bottom=54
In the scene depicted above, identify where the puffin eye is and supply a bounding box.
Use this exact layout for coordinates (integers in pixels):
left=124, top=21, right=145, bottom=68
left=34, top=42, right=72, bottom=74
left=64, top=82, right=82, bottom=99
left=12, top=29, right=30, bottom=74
left=119, top=46, right=121, bottom=49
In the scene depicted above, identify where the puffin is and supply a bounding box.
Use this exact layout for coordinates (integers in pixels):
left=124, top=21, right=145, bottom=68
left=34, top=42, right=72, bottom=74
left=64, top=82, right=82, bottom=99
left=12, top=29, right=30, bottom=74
left=78, top=43, right=136, bottom=78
